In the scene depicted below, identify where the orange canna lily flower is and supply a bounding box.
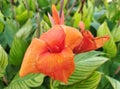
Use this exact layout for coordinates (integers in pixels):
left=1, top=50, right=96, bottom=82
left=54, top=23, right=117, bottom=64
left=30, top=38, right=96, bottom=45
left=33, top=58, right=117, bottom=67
left=48, top=4, right=83, bottom=50
left=19, top=26, right=75, bottom=83
left=73, top=21, right=110, bottom=53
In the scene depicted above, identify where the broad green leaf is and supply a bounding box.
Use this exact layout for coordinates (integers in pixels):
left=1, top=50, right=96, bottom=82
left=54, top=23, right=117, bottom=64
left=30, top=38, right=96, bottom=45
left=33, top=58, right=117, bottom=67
left=4, top=19, right=18, bottom=47
left=0, top=32, right=7, bottom=49
left=16, top=10, right=33, bottom=25
left=112, top=26, right=120, bottom=42
left=5, top=73, right=45, bottom=89
left=105, top=75, right=120, bottom=89
left=64, top=51, right=108, bottom=85
left=15, top=3, right=25, bottom=15
left=94, top=10, right=106, bottom=20
left=28, top=0, right=36, bottom=11
left=54, top=72, right=101, bottom=89
left=97, top=22, right=117, bottom=58
left=73, top=11, right=81, bottom=28
left=16, top=19, right=33, bottom=40
left=0, top=45, right=8, bottom=77
left=37, top=0, right=50, bottom=11
left=9, top=37, right=29, bottom=65
left=91, top=21, right=100, bottom=30
left=10, top=19, right=36, bottom=65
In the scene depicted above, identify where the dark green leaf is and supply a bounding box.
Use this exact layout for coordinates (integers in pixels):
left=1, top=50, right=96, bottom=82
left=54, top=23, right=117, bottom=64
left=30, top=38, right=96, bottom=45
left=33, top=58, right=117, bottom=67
left=4, top=19, right=18, bottom=47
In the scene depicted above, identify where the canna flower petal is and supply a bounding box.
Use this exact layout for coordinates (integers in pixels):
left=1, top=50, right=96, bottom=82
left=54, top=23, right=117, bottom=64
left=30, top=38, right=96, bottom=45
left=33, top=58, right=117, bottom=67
left=62, top=25, right=83, bottom=50
left=52, top=4, right=61, bottom=25
left=19, top=38, right=48, bottom=77
left=48, top=4, right=64, bottom=26
left=73, top=21, right=110, bottom=53
left=40, top=25, right=65, bottom=52
left=36, top=47, right=74, bottom=83
left=19, top=28, right=75, bottom=83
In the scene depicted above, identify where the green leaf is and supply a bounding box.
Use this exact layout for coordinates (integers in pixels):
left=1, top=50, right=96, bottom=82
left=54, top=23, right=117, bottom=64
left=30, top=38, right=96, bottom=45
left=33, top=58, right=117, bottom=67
left=66, top=51, right=108, bottom=85
left=73, top=11, right=81, bottom=28
left=0, top=11, right=4, bottom=33
left=0, top=32, right=7, bottom=49
left=9, top=19, right=35, bottom=70
left=54, top=72, right=101, bottom=89
left=4, top=19, right=18, bottom=47
left=73, top=1, right=93, bottom=28
left=9, top=37, right=29, bottom=65
left=97, top=22, right=117, bottom=58
left=16, top=19, right=33, bottom=40
left=112, top=26, right=120, bottom=42
left=0, top=45, right=8, bottom=77
left=28, top=0, right=36, bottom=11
left=16, top=10, right=33, bottom=25
left=105, top=75, right=120, bottom=89
left=37, top=0, right=50, bottom=11
left=5, top=73, right=45, bottom=89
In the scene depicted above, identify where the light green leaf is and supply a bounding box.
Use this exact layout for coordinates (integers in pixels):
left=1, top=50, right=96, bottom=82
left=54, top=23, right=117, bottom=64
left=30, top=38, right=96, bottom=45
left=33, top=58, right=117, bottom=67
left=0, top=45, right=8, bottom=77
left=9, top=37, right=29, bottom=65
left=105, top=75, right=120, bottom=89
left=112, top=26, right=120, bottom=42
left=65, top=51, right=108, bottom=85
left=73, top=0, right=93, bottom=28
left=5, top=73, right=45, bottom=89
left=0, top=11, right=4, bottom=33
left=73, top=10, right=81, bottom=28
left=28, top=0, right=36, bottom=11
left=16, top=10, right=33, bottom=25
left=54, top=72, right=101, bottom=89
left=97, top=21, right=117, bottom=58
left=16, top=19, right=33, bottom=39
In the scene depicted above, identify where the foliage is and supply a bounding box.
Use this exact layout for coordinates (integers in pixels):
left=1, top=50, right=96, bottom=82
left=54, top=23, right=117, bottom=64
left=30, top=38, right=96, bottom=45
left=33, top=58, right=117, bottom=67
left=0, top=0, right=120, bottom=89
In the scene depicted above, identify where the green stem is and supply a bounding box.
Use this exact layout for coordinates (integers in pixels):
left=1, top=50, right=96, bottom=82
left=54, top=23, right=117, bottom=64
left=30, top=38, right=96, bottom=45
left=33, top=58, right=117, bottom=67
left=65, top=0, right=76, bottom=20
left=59, top=0, right=64, bottom=17
left=36, top=13, right=40, bottom=38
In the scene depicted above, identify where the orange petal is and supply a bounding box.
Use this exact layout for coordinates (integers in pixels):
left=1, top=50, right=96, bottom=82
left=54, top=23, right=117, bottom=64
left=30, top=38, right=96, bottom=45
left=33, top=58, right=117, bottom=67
left=36, top=47, right=74, bottom=83
left=48, top=13, right=55, bottom=26
left=95, top=35, right=110, bottom=48
left=73, top=30, right=109, bottom=53
left=40, top=25, right=65, bottom=52
left=62, top=25, right=83, bottom=50
left=19, top=38, right=48, bottom=77
left=52, top=4, right=60, bottom=25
